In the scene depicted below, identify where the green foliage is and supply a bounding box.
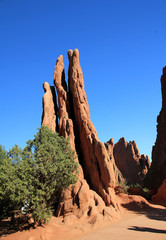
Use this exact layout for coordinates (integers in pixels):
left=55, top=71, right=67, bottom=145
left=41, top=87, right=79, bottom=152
left=0, top=145, right=14, bottom=217
left=0, top=145, right=25, bottom=217
left=143, top=187, right=149, bottom=193
left=130, top=183, right=142, bottom=189
left=115, top=179, right=130, bottom=194
left=0, top=126, right=78, bottom=224
left=26, top=125, right=79, bottom=223
left=142, top=187, right=152, bottom=200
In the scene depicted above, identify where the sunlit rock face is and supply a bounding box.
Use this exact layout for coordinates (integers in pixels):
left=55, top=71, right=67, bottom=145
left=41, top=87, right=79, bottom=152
left=42, top=82, right=58, bottom=132
left=144, top=67, right=166, bottom=190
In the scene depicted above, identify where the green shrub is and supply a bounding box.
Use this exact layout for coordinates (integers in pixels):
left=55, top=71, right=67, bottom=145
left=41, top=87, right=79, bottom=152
left=130, top=183, right=142, bottom=189
left=115, top=179, right=130, bottom=194
left=0, top=126, right=79, bottom=224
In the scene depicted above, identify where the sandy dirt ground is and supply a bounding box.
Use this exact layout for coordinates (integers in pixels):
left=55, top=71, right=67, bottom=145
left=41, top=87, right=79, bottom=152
left=76, top=204, right=166, bottom=240
left=1, top=195, right=166, bottom=240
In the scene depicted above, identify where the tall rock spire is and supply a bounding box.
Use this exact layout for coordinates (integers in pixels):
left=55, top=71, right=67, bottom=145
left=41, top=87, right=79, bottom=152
left=42, top=82, right=57, bottom=132
left=53, top=52, right=107, bottom=219
left=145, top=67, right=166, bottom=190
left=67, top=49, right=119, bottom=206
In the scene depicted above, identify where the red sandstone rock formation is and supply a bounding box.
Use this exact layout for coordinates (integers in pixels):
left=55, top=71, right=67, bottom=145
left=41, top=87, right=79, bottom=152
left=113, top=137, right=150, bottom=185
left=52, top=51, right=113, bottom=219
left=104, top=138, right=124, bottom=183
left=41, top=49, right=122, bottom=219
left=152, top=179, right=166, bottom=206
left=67, top=49, right=120, bottom=206
left=41, top=49, right=149, bottom=219
left=145, top=67, right=166, bottom=190
left=42, top=82, right=57, bottom=132
left=53, top=55, right=76, bottom=152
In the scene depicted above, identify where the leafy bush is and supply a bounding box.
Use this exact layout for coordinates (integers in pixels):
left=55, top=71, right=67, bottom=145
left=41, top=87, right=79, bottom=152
left=0, top=126, right=78, bottom=224
left=130, top=183, right=142, bottom=189
left=115, top=179, right=130, bottom=194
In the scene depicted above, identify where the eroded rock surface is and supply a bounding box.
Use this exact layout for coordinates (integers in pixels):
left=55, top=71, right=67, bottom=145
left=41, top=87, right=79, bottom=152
left=152, top=179, right=166, bottom=206
left=113, top=137, right=150, bottom=185
left=53, top=55, right=76, bottom=152
left=145, top=67, right=166, bottom=190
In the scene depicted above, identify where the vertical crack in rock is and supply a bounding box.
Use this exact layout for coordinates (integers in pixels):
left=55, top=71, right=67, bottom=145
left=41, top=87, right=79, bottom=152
left=50, top=86, right=59, bottom=132
left=144, top=67, right=166, bottom=190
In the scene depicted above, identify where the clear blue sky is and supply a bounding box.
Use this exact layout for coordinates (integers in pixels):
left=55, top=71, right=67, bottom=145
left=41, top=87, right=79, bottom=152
left=0, top=0, right=166, bottom=160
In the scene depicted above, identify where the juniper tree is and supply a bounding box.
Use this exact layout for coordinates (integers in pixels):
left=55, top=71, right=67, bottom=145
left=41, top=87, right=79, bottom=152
left=26, top=125, right=78, bottom=223
left=0, top=126, right=78, bottom=223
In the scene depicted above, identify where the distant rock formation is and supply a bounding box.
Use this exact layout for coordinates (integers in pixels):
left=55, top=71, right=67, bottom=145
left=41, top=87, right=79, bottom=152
left=105, top=137, right=150, bottom=185
left=144, top=67, right=166, bottom=190
left=104, top=138, right=124, bottom=183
